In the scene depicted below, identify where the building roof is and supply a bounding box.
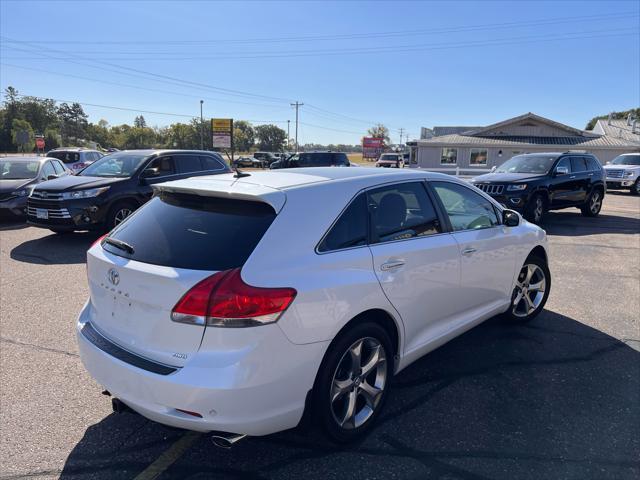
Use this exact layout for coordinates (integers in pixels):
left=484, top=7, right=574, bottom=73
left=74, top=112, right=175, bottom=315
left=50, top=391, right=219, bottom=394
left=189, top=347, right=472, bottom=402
left=591, top=119, right=640, bottom=143
left=418, top=112, right=640, bottom=149
left=432, top=126, right=480, bottom=136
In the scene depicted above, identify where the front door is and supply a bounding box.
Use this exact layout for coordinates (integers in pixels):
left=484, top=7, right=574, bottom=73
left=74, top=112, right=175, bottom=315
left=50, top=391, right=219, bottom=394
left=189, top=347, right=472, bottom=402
left=367, top=181, right=461, bottom=355
left=430, top=181, right=516, bottom=314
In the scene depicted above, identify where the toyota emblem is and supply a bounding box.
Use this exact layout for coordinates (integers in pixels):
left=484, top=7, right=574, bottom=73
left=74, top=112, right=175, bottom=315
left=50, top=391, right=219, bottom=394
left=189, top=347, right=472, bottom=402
left=107, top=268, right=120, bottom=286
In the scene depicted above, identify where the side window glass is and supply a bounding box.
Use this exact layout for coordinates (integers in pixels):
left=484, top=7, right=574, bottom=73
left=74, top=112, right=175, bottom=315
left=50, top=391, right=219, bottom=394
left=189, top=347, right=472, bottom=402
left=200, top=155, right=224, bottom=170
left=51, top=161, right=64, bottom=174
left=571, top=157, right=587, bottom=173
left=174, top=154, right=202, bottom=173
left=556, top=157, right=572, bottom=173
left=432, top=181, right=499, bottom=231
left=369, top=182, right=442, bottom=244
left=318, top=193, right=367, bottom=252
left=333, top=153, right=349, bottom=166
left=42, top=162, right=56, bottom=179
left=145, top=156, right=175, bottom=177
left=585, top=156, right=600, bottom=171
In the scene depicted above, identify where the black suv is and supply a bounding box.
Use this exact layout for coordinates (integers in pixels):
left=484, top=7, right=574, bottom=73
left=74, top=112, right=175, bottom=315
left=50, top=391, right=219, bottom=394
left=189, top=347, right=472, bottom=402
left=471, top=152, right=606, bottom=223
left=27, top=149, right=230, bottom=233
left=270, top=151, right=350, bottom=169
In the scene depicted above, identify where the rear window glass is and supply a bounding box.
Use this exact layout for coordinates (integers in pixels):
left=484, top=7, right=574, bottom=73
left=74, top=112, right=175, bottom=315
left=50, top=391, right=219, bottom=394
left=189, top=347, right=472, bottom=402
left=104, top=192, right=276, bottom=271
left=48, top=151, right=80, bottom=163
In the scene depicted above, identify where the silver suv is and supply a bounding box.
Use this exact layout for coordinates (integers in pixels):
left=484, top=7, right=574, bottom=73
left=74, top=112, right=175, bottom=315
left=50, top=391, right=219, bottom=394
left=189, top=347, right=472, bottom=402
left=46, top=148, right=104, bottom=174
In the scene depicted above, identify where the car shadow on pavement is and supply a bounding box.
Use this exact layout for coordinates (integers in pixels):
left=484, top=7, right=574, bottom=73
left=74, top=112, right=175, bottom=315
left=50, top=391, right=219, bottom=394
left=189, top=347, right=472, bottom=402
left=58, top=310, right=640, bottom=480
left=0, top=217, right=29, bottom=231
left=543, top=211, right=640, bottom=236
left=10, top=231, right=102, bottom=265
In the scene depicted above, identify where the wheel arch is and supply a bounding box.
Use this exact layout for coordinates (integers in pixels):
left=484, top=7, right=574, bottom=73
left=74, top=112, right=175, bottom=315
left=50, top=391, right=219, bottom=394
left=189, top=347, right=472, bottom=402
left=527, top=244, right=548, bottom=264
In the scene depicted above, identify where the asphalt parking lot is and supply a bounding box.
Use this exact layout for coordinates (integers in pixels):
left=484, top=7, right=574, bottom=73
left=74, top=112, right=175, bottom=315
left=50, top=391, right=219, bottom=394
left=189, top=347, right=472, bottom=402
left=1, top=192, right=639, bottom=480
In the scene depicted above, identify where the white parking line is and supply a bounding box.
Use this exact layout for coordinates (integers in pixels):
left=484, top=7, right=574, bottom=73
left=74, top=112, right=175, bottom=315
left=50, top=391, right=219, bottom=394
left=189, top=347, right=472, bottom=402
left=133, top=431, right=202, bottom=480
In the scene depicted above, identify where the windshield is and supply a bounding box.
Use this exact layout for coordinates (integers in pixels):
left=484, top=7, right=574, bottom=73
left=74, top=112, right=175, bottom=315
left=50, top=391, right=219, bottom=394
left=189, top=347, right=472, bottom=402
left=0, top=160, right=39, bottom=179
left=495, top=154, right=557, bottom=174
left=79, top=152, right=149, bottom=177
left=380, top=154, right=398, bottom=160
left=611, top=154, right=640, bottom=166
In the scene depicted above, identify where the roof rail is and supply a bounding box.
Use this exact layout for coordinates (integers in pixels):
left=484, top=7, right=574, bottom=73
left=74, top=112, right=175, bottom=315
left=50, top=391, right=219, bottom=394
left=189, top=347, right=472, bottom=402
left=563, top=150, right=588, bottom=154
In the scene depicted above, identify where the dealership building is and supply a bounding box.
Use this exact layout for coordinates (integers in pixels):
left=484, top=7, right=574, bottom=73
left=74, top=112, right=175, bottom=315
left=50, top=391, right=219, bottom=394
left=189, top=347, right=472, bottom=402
left=408, top=112, right=640, bottom=173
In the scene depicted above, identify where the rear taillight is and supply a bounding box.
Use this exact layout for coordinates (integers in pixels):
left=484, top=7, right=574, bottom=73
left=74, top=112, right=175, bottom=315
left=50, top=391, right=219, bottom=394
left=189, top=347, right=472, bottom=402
left=171, top=268, right=296, bottom=328
left=90, top=234, right=107, bottom=249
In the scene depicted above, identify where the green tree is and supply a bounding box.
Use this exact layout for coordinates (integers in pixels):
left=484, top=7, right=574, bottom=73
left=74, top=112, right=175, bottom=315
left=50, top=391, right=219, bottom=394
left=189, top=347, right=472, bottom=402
left=58, top=102, right=88, bottom=143
left=255, top=124, right=287, bottom=151
left=44, top=128, right=61, bottom=150
left=233, top=120, right=255, bottom=152
left=134, top=115, right=147, bottom=128
left=20, top=96, right=58, bottom=134
left=367, top=124, right=390, bottom=144
left=120, top=126, right=157, bottom=149
left=11, top=118, right=34, bottom=152
left=1, top=86, right=21, bottom=151
left=86, top=119, right=115, bottom=149
left=165, top=122, right=197, bottom=149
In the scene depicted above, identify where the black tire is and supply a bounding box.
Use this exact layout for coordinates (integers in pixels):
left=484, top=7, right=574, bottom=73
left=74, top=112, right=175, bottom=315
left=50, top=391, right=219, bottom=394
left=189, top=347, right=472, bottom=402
left=580, top=188, right=603, bottom=217
left=632, top=179, right=640, bottom=196
left=105, top=200, right=137, bottom=231
left=524, top=193, right=546, bottom=224
left=503, top=254, right=551, bottom=323
left=313, top=322, right=393, bottom=443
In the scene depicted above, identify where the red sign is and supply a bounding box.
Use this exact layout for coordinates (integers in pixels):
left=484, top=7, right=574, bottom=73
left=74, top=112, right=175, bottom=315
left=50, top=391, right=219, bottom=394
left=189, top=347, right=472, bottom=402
left=35, top=137, right=45, bottom=149
left=362, top=137, right=384, bottom=161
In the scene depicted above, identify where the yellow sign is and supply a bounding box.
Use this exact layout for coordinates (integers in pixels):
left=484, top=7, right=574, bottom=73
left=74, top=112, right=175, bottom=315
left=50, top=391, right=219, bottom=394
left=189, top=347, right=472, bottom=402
left=212, top=118, right=233, bottom=133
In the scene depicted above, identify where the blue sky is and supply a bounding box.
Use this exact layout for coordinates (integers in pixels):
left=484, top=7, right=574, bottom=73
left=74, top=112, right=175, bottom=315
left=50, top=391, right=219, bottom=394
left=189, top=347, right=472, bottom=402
left=1, top=0, right=638, bottom=145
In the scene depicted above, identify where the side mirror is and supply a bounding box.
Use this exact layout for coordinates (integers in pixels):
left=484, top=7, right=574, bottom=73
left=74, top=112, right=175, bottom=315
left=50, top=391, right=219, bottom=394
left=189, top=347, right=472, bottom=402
left=490, top=165, right=497, bottom=172
left=606, top=161, right=611, bottom=165
left=47, top=174, right=58, bottom=180
left=503, top=209, right=520, bottom=227
left=555, top=166, right=569, bottom=176
left=140, top=167, right=159, bottom=179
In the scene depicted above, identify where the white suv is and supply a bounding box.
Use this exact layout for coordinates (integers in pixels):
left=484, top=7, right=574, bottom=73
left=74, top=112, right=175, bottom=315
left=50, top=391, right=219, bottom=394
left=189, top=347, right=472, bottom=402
left=77, top=168, right=550, bottom=443
left=603, top=153, right=640, bottom=195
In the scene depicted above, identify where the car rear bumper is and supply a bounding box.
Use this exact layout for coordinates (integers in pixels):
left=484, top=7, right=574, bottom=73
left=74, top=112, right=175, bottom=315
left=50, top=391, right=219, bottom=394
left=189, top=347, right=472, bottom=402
left=76, top=300, right=328, bottom=436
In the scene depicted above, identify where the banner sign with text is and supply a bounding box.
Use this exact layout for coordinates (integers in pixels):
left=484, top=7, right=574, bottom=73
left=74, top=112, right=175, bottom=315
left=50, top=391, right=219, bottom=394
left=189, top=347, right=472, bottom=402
left=212, top=118, right=233, bottom=149
left=362, top=137, right=384, bottom=161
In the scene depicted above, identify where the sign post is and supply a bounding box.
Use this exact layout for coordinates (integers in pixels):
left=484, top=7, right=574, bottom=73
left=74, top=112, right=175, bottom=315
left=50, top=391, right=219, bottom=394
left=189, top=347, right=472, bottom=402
left=362, top=137, right=384, bottom=162
left=211, top=118, right=234, bottom=165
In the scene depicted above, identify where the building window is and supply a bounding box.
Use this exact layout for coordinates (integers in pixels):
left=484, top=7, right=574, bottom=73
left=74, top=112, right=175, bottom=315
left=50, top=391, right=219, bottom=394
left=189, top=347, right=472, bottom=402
left=441, top=148, right=457, bottom=165
left=470, top=148, right=488, bottom=166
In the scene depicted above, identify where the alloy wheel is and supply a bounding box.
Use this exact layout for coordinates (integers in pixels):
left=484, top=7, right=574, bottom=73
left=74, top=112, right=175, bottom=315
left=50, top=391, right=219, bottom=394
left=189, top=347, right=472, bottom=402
left=330, top=337, right=387, bottom=430
left=114, top=208, right=133, bottom=226
left=589, top=191, right=602, bottom=214
left=512, top=264, right=546, bottom=318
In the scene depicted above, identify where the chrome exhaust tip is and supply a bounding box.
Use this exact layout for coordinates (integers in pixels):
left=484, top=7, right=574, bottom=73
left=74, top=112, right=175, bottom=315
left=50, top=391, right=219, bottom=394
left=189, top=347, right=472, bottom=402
left=210, top=432, right=247, bottom=449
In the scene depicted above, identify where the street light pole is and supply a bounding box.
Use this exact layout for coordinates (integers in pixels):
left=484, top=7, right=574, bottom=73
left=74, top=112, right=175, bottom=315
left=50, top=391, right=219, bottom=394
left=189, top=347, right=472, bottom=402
left=200, top=100, right=204, bottom=150
left=287, top=120, right=290, bottom=150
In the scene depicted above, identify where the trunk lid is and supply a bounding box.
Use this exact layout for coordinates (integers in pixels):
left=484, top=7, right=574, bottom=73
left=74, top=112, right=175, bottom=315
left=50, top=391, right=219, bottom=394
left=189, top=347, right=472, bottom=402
left=87, top=247, right=213, bottom=367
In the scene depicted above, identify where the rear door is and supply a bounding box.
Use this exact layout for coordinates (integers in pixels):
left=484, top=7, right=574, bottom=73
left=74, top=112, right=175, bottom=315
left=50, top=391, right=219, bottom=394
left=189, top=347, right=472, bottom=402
left=87, top=192, right=277, bottom=367
left=430, top=180, right=516, bottom=313
left=367, top=181, right=461, bottom=354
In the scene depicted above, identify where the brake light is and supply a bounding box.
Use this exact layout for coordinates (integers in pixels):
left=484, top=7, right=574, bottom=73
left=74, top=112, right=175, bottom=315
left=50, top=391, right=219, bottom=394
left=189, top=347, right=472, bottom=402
left=90, top=234, right=107, bottom=249
left=171, top=268, right=296, bottom=328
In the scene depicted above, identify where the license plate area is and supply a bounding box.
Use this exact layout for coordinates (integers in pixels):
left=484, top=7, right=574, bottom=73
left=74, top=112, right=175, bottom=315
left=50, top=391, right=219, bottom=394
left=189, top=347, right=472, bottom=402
left=36, top=208, right=49, bottom=219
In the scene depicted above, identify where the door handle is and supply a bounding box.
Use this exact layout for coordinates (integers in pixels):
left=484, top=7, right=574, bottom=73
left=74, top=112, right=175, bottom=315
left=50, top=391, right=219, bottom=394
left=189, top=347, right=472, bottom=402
left=569, top=175, right=576, bottom=179
left=461, top=247, right=477, bottom=256
left=380, top=261, right=405, bottom=271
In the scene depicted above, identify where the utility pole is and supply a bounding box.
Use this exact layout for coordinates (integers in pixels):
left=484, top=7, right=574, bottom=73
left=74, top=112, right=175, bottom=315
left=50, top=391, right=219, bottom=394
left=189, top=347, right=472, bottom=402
left=199, top=100, right=204, bottom=150
left=287, top=120, right=290, bottom=150
left=290, top=101, right=303, bottom=151
left=399, top=128, right=405, bottom=147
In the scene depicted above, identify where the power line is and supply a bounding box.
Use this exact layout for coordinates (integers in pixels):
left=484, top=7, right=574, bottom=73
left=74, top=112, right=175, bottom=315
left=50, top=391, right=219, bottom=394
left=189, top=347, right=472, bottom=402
left=5, top=11, right=635, bottom=45
left=3, top=28, right=636, bottom=60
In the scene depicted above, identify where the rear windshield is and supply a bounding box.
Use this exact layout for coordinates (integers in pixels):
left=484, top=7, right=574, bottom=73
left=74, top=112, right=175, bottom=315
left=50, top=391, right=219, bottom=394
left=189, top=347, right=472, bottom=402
left=48, top=151, right=80, bottom=163
left=103, top=192, right=276, bottom=270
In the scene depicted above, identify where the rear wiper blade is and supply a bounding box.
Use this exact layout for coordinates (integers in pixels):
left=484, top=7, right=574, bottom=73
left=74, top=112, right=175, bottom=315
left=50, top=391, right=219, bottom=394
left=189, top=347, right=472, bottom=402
left=103, top=237, right=135, bottom=254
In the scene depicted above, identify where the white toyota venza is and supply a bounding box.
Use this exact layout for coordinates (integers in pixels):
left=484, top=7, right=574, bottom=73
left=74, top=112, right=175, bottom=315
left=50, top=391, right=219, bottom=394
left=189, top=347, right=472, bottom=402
left=78, top=167, right=551, bottom=443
